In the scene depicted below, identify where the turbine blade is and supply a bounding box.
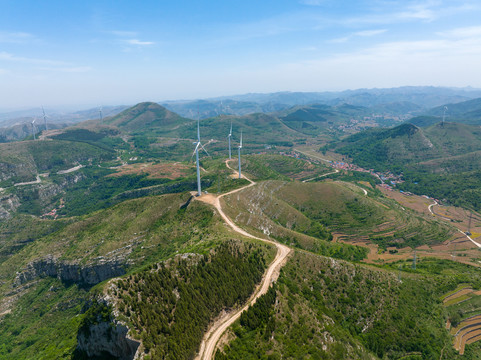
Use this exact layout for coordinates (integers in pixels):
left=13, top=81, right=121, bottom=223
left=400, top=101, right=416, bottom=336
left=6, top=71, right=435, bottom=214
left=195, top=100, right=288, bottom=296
left=197, top=118, right=200, bottom=141
left=240, top=131, right=243, bottom=148
left=229, top=122, right=232, bottom=135
left=199, top=142, right=210, bottom=157
left=192, top=142, right=201, bottom=158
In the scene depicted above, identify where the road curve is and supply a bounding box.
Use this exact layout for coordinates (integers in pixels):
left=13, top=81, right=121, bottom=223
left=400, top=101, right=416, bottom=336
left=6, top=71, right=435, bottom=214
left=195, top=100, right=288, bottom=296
left=195, top=160, right=292, bottom=360
left=428, top=200, right=481, bottom=248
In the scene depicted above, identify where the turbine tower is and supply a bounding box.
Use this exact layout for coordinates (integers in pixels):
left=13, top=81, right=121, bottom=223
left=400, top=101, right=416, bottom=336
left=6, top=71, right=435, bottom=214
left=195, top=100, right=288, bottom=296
left=42, top=106, right=48, bottom=132
left=442, top=106, right=448, bottom=127
left=238, top=131, right=243, bottom=179
left=31, top=118, right=36, bottom=140
left=192, top=118, right=209, bottom=196
left=228, top=122, right=232, bottom=159
left=99, top=106, right=103, bottom=124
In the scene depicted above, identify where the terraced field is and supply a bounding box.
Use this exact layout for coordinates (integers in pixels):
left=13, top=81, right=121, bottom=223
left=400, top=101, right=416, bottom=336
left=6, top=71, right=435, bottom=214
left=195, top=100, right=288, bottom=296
left=242, top=154, right=331, bottom=181
left=221, top=180, right=453, bottom=262
left=442, top=286, right=481, bottom=355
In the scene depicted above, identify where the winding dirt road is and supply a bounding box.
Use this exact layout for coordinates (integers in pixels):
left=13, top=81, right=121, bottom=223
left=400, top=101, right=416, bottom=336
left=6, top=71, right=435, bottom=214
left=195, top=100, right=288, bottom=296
left=195, top=160, right=292, bottom=360
left=428, top=200, right=481, bottom=248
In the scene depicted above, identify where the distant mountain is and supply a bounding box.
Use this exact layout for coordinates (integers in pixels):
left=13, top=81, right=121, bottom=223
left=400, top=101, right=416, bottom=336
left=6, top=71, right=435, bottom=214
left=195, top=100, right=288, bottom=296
left=105, top=102, right=188, bottom=132
left=162, top=99, right=289, bottom=119
left=327, top=121, right=481, bottom=209
left=331, top=122, right=481, bottom=170
left=427, top=97, right=481, bottom=120
left=0, top=105, right=128, bottom=141
left=407, top=97, right=481, bottom=127
left=275, top=103, right=371, bottom=136
left=0, top=122, right=70, bottom=142
left=162, top=87, right=481, bottom=122
left=214, top=86, right=481, bottom=110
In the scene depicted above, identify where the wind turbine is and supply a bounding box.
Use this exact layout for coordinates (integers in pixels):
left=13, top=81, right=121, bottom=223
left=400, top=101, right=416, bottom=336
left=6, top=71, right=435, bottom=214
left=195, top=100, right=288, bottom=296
left=31, top=118, right=37, bottom=140
left=99, top=106, right=103, bottom=124
left=42, top=106, right=48, bottom=132
left=192, top=118, right=209, bottom=196
left=228, top=122, right=232, bottom=159
left=238, top=130, right=242, bottom=179
left=442, top=106, right=448, bottom=127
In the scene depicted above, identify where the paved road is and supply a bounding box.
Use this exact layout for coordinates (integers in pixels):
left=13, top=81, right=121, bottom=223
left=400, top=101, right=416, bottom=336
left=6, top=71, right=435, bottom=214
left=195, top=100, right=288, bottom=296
left=195, top=160, right=292, bottom=360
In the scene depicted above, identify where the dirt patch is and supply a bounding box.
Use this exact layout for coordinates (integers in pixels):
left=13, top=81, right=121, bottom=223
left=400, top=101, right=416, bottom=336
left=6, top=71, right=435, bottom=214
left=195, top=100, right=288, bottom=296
left=108, top=162, right=191, bottom=180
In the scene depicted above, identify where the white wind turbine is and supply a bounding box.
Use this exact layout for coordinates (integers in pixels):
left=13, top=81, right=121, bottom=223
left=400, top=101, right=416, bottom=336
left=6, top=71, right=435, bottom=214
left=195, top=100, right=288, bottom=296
left=192, top=118, right=209, bottom=196
left=228, top=122, right=232, bottom=159
left=238, top=130, right=242, bottom=179
left=31, top=118, right=37, bottom=140
left=99, top=106, right=103, bottom=124
left=42, top=106, right=48, bottom=132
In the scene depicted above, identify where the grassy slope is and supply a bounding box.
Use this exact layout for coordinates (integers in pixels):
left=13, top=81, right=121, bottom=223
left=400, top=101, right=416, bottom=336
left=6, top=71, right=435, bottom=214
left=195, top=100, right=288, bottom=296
left=222, top=180, right=452, bottom=252
left=0, top=140, right=114, bottom=185
left=218, top=251, right=458, bottom=360
left=241, top=154, right=331, bottom=182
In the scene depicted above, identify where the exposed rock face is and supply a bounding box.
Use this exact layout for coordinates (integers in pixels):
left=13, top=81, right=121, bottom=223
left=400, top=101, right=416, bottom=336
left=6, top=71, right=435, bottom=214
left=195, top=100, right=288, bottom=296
left=0, top=193, right=20, bottom=219
left=77, top=321, right=140, bottom=360
left=14, top=255, right=126, bottom=287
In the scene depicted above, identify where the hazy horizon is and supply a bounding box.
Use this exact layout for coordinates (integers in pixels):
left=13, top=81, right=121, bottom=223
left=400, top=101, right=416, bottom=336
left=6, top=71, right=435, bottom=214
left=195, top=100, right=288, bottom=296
left=2, top=1, right=481, bottom=108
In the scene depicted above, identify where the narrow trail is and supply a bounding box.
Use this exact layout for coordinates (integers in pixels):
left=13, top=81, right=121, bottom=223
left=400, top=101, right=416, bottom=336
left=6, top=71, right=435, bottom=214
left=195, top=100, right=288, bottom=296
left=14, top=174, right=41, bottom=187
left=302, top=169, right=339, bottom=183
left=195, top=160, right=292, bottom=360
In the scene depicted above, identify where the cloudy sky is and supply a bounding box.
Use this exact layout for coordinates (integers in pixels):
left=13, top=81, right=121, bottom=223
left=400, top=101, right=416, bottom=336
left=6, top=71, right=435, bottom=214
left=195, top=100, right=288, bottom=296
left=1, top=0, right=481, bottom=109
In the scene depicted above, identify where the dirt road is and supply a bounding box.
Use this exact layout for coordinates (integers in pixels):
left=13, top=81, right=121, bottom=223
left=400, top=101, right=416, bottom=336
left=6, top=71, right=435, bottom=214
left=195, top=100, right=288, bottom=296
left=196, top=160, right=292, bottom=360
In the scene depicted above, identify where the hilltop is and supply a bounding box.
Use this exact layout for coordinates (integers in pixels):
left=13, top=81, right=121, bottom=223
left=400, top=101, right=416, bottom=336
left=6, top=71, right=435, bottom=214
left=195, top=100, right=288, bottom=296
left=105, top=102, right=188, bottom=133
left=329, top=122, right=481, bottom=170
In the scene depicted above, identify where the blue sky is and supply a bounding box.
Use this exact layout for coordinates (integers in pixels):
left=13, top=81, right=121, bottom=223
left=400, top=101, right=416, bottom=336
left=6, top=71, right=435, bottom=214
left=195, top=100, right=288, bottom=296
left=1, top=0, right=481, bottom=109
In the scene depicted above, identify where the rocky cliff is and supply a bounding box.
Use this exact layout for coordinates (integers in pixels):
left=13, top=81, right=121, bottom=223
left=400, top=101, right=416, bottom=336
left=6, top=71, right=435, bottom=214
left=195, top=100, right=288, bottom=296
left=76, top=319, right=140, bottom=360
left=0, top=193, right=20, bottom=219
left=14, top=254, right=126, bottom=287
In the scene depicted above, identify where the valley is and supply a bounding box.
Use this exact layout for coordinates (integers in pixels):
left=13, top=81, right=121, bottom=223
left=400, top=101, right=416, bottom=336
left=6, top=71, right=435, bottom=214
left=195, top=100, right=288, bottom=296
left=1, top=91, right=481, bottom=359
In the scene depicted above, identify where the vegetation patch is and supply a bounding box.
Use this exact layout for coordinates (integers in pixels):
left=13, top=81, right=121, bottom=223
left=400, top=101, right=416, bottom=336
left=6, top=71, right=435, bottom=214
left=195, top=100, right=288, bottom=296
left=110, top=240, right=272, bottom=359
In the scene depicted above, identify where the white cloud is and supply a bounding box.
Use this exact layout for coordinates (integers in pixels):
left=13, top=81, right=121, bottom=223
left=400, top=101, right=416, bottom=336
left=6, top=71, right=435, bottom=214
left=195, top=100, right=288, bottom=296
left=354, top=29, right=388, bottom=37
left=124, top=39, right=154, bottom=46
left=0, top=31, right=34, bottom=43
left=328, top=29, right=386, bottom=43
left=0, top=52, right=66, bottom=66
left=109, top=30, right=138, bottom=37
left=328, top=36, right=349, bottom=44
left=398, top=2, right=437, bottom=21
left=438, top=25, right=481, bottom=38
left=281, top=32, right=481, bottom=89
left=39, top=66, right=92, bottom=73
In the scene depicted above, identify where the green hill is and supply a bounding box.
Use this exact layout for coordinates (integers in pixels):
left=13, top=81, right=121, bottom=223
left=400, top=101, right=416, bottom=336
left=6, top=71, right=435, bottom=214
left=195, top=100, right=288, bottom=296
left=221, top=180, right=452, bottom=252
left=0, top=140, right=114, bottom=185
left=105, top=102, right=189, bottom=133
left=327, top=122, right=481, bottom=209
left=331, top=122, right=481, bottom=171
left=428, top=97, right=481, bottom=119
